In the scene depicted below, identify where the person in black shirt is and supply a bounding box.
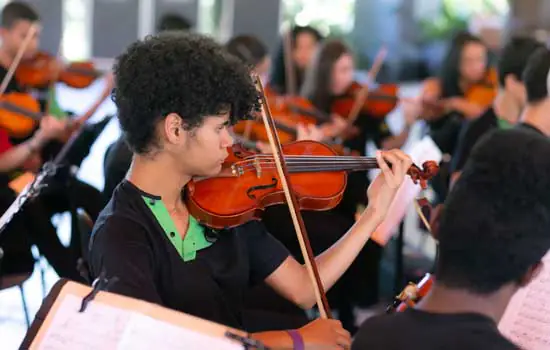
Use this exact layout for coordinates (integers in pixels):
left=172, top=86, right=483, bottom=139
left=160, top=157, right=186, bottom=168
left=353, top=127, right=550, bottom=350
left=451, top=37, right=544, bottom=183
left=90, top=32, right=412, bottom=349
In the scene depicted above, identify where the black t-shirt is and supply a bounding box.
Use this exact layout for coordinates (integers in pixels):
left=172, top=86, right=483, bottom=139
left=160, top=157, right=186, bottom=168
left=451, top=107, right=498, bottom=173
left=89, top=180, right=290, bottom=329
left=516, top=122, right=545, bottom=135
left=0, top=65, right=24, bottom=94
left=352, top=309, right=519, bottom=350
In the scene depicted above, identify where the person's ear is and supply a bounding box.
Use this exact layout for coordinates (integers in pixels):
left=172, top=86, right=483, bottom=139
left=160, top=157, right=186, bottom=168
left=163, top=113, right=185, bottom=145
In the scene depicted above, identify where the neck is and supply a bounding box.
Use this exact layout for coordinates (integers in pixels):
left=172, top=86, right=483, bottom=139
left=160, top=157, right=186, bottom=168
left=128, top=153, right=191, bottom=210
left=520, top=100, right=550, bottom=136
left=0, top=46, right=14, bottom=69
left=493, top=89, right=521, bottom=124
left=416, top=282, right=515, bottom=324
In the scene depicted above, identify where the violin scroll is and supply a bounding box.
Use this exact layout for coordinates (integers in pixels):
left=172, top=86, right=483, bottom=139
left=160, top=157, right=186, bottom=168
left=407, top=161, right=439, bottom=189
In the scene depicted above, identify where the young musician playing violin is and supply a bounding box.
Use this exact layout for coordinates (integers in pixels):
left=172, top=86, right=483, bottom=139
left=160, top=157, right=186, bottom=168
left=450, top=37, right=543, bottom=184
left=0, top=2, right=105, bottom=279
left=0, top=115, right=84, bottom=280
left=89, top=32, right=412, bottom=349
left=406, top=31, right=497, bottom=204
left=353, top=127, right=550, bottom=350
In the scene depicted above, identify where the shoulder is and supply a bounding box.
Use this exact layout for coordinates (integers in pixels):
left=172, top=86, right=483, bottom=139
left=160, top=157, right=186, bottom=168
left=352, top=314, right=402, bottom=348
left=90, top=183, right=151, bottom=250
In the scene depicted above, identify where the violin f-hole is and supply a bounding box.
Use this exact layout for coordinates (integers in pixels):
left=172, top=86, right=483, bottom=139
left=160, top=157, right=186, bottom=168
left=246, top=177, right=278, bottom=200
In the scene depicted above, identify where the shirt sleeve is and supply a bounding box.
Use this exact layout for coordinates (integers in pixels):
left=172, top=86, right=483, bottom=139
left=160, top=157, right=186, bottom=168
left=243, top=220, right=290, bottom=285
left=89, top=216, right=163, bottom=305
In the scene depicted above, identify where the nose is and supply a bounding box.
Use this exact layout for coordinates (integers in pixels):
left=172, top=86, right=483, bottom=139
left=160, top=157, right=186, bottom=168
left=222, top=128, right=234, bottom=148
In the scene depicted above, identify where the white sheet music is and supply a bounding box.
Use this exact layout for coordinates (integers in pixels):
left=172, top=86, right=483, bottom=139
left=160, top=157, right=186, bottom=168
left=37, top=294, right=244, bottom=350
left=38, top=294, right=131, bottom=350
left=499, top=251, right=550, bottom=350
left=118, top=314, right=243, bottom=350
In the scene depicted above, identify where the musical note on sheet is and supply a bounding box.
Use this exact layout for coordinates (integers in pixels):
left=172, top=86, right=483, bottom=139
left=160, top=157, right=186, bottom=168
left=499, top=251, right=550, bottom=350
left=37, top=294, right=244, bottom=350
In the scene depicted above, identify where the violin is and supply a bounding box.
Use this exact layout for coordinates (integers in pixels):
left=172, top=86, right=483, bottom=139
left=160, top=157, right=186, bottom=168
left=16, top=51, right=101, bottom=89
left=386, top=273, right=434, bottom=313
left=0, top=92, right=42, bottom=138
left=185, top=140, right=439, bottom=229
left=419, top=67, right=498, bottom=119
left=332, top=81, right=399, bottom=119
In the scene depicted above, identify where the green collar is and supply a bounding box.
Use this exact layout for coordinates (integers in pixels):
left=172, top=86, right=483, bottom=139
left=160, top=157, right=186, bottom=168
left=497, top=117, right=513, bottom=130
left=143, top=196, right=213, bottom=262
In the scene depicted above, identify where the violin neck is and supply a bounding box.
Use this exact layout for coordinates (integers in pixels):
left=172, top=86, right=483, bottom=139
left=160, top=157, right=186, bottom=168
left=287, top=104, right=330, bottom=122
left=284, top=155, right=378, bottom=173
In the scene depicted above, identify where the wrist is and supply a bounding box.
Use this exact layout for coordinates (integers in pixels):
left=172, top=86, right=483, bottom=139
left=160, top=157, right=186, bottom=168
left=286, top=329, right=304, bottom=350
left=359, top=205, right=384, bottom=227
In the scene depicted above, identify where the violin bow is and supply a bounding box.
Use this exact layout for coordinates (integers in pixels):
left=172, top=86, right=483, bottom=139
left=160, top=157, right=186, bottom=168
left=255, top=74, right=332, bottom=319
left=0, top=22, right=40, bottom=97
left=345, top=46, right=387, bottom=125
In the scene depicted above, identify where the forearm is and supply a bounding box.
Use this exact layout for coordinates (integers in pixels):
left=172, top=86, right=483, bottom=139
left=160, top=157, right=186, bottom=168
left=0, top=136, right=44, bottom=172
left=251, top=331, right=293, bottom=350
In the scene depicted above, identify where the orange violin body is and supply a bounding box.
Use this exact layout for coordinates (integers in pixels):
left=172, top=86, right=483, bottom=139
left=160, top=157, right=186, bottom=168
left=186, top=141, right=346, bottom=229
left=332, top=81, right=399, bottom=119
left=16, top=51, right=100, bottom=89
left=0, top=92, right=42, bottom=138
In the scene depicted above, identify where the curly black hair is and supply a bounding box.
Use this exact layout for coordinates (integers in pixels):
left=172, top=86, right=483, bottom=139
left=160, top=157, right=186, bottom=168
left=436, top=128, right=550, bottom=294
left=112, top=31, right=261, bottom=154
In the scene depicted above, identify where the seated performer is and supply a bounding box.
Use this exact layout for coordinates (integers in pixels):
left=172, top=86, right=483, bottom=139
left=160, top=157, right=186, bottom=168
left=89, top=32, right=412, bottom=349
left=352, top=127, right=550, bottom=349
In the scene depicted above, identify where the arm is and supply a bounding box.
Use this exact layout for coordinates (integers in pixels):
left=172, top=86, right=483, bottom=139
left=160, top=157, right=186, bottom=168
left=0, top=116, right=68, bottom=172
left=265, top=150, right=412, bottom=309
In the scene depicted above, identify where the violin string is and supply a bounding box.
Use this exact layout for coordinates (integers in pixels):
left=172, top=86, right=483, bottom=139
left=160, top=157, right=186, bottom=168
left=230, top=155, right=380, bottom=168
left=232, top=161, right=381, bottom=175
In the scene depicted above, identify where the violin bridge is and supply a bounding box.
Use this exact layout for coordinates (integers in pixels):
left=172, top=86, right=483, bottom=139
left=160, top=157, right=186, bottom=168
left=253, top=157, right=262, bottom=178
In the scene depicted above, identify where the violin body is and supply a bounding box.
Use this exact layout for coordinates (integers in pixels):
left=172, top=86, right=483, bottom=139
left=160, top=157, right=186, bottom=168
left=0, top=92, right=41, bottom=138
left=332, top=81, right=399, bottom=119
left=59, top=61, right=99, bottom=89
left=16, top=51, right=99, bottom=89
left=186, top=141, right=346, bottom=229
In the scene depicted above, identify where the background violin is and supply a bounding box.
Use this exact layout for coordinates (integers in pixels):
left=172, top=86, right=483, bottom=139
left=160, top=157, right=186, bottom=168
left=0, top=92, right=42, bottom=137
left=386, top=273, right=434, bottom=313
left=16, top=51, right=102, bottom=89
left=185, top=140, right=439, bottom=229
left=332, top=81, right=399, bottom=119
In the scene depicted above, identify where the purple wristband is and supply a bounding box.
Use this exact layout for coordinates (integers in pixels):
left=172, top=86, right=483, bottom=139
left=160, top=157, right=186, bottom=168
left=286, top=330, right=304, bottom=350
